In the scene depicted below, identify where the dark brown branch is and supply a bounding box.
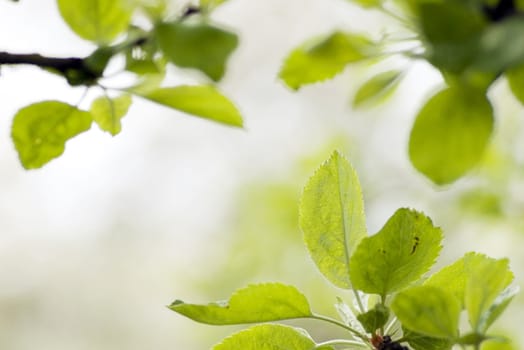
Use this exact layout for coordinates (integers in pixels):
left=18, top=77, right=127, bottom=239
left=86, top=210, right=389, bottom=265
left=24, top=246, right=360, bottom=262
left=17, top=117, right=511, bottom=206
left=0, top=51, right=99, bottom=85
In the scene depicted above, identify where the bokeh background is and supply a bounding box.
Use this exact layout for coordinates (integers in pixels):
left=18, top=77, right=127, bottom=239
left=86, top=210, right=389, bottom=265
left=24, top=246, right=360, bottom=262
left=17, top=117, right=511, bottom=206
left=1, top=0, right=523, bottom=349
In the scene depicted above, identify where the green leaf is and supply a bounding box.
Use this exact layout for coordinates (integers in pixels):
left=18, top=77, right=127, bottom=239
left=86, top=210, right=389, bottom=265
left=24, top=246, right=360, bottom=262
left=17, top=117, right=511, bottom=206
left=11, top=101, right=92, bottom=169
left=403, top=327, right=453, bottom=350
left=56, top=0, right=134, bottom=43
left=280, top=32, right=374, bottom=90
left=169, top=283, right=312, bottom=325
left=352, top=70, right=402, bottom=108
left=155, top=20, right=238, bottom=81
left=506, top=64, right=524, bottom=104
left=356, top=304, right=389, bottom=333
left=424, top=255, right=467, bottom=307
left=139, top=85, right=242, bottom=127
left=200, top=0, right=228, bottom=10
left=299, top=151, right=367, bottom=289
left=418, top=2, right=485, bottom=73
left=479, top=285, right=519, bottom=333
left=409, top=85, right=494, bottom=184
left=464, top=253, right=514, bottom=332
left=473, top=17, right=524, bottom=72
left=391, top=285, right=460, bottom=339
left=348, top=0, right=382, bottom=8
left=213, top=324, right=320, bottom=350
left=90, top=95, right=132, bottom=136
left=481, top=338, right=517, bottom=350
left=350, top=208, right=442, bottom=296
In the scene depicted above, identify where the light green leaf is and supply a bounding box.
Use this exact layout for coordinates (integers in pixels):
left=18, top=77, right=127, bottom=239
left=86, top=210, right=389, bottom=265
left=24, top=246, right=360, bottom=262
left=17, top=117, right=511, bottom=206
left=391, top=286, right=460, bottom=339
left=424, top=255, right=467, bottom=307
left=464, top=253, right=514, bottom=332
left=403, top=327, right=453, bottom=350
left=11, top=101, right=92, bottom=169
left=350, top=208, right=442, bottom=296
left=169, top=283, right=312, bottom=325
left=139, top=85, right=242, bottom=127
left=348, top=0, right=382, bottom=8
left=299, top=151, right=367, bottom=289
left=409, top=85, right=493, bottom=184
left=200, top=0, right=227, bottom=10
left=506, top=64, right=524, bottom=105
left=90, top=95, right=132, bottom=136
left=479, top=285, right=519, bottom=333
left=56, top=0, right=134, bottom=43
left=353, top=70, right=402, bottom=108
left=280, top=32, right=374, bottom=90
left=155, top=20, right=238, bottom=81
left=481, top=338, right=517, bottom=350
left=213, top=324, right=319, bottom=350
left=356, top=304, right=389, bottom=333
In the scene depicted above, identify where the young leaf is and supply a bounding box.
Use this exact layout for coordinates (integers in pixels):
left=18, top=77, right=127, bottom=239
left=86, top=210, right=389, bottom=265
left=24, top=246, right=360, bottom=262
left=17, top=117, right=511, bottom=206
left=169, top=283, right=312, bottom=325
left=403, top=327, right=453, bottom=350
left=213, top=324, right=323, bottom=350
left=56, top=0, right=134, bottom=44
left=391, top=285, right=460, bottom=339
left=478, top=285, right=519, bottom=333
left=356, top=304, right=389, bottom=333
left=299, top=151, right=367, bottom=289
left=279, top=32, right=374, bottom=90
left=90, top=94, right=132, bottom=136
left=464, top=253, right=514, bottom=332
left=352, top=70, right=402, bottom=108
left=349, top=208, right=442, bottom=296
left=409, top=85, right=494, bottom=184
left=11, top=101, right=92, bottom=169
left=155, top=20, right=238, bottom=81
left=424, top=255, right=467, bottom=307
left=138, top=85, right=242, bottom=127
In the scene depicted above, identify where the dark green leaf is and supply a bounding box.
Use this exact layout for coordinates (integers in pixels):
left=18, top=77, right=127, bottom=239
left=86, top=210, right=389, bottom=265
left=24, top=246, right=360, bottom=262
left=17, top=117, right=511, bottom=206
left=299, top=151, right=367, bottom=289
left=506, top=64, right=524, bottom=104
left=213, top=324, right=320, bottom=350
left=280, top=32, right=374, bottom=90
left=356, top=304, right=389, bottom=333
left=391, top=286, right=460, bottom=339
left=155, top=20, right=238, bottom=81
left=11, top=101, right=92, bottom=169
left=90, top=95, right=132, bottom=136
left=56, top=0, right=134, bottom=43
left=169, top=283, right=312, bottom=325
left=139, top=85, right=242, bottom=127
left=403, top=327, right=453, bottom=350
left=350, top=208, right=442, bottom=296
left=409, top=85, right=493, bottom=184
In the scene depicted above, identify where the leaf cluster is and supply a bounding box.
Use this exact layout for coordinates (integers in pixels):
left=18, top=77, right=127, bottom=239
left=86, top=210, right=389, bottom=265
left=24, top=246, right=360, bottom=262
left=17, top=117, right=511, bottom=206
left=279, top=0, right=524, bottom=184
left=6, top=0, right=242, bottom=169
left=170, top=151, right=518, bottom=349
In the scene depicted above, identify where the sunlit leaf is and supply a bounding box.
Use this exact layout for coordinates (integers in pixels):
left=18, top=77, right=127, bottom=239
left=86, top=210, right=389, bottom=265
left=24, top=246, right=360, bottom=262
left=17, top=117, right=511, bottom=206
left=139, top=85, right=242, bottom=126
left=90, top=94, right=132, bottom=136
left=479, top=285, right=519, bottom=333
left=348, top=0, right=382, bottom=8
left=280, top=32, right=374, bottom=90
left=350, top=208, right=442, bottom=296
left=299, top=150, right=367, bottom=289
left=424, top=255, right=467, bottom=307
left=155, top=20, right=238, bottom=81
left=213, top=324, right=322, bottom=350
left=56, top=0, right=134, bottom=43
left=409, top=85, right=493, bottom=184
left=464, top=253, right=514, bottom=332
left=11, top=101, right=92, bottom=169
left=392, top=286, right=460, bottom=339
left=352, top=70, right=402, bottom=108
left=200, top=0, right=228, bottom=10
left=169, top=283, right=312, bottom=325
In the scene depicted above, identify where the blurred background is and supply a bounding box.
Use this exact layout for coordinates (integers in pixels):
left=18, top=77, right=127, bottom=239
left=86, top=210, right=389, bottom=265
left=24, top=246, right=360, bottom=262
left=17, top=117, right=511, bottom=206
left=0, top=0, right=523, bottom=349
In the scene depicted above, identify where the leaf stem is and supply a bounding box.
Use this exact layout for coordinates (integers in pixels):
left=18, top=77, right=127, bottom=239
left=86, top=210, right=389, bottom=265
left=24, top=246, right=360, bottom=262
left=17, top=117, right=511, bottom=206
left=315, top=339, right=368, bottom=348
left=310, top=313, right=368, bottom=341
left=352, top=289, right=365, bottom=314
